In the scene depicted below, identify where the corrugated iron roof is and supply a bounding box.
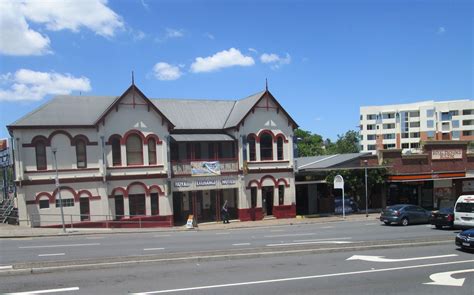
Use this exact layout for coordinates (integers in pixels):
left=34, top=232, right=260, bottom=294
left=296, top=153, right=369, bottom=170
left=170, top=134, right=235, bottom=142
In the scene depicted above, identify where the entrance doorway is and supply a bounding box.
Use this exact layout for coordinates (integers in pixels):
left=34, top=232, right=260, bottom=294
left=262, top=186, right=274, bottom=216
left=79, top=198, right=90, bottom=221
left=114, top=195, right=124, bottom=220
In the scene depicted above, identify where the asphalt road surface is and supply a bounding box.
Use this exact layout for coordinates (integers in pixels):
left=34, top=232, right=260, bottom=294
left=0, top=220, right=458, bottom=266
left=1, top=242, right=473, bottom=294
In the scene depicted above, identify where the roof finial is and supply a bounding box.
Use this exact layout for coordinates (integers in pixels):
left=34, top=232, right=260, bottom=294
left=132, top=71, right=135, bottom=85
left=265, top=78, right=268, bottom=91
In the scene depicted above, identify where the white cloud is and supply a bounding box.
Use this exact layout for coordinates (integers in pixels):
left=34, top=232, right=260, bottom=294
left=190, top=48, right=255, bottom=73
left=166, top=28, right=184, bottom=38
left=437, top=26, right=446, bottom=35
left=204, top=32, right=215, bottom=40
left=132, top=30, right=146, bottom=41
left=153, top=62, right=182, bottom=81
left=0, top=0, right=124, bottom=56
left=248, top=48, right=258, bottom=54
left=260, top=52, right=291, bottom=69
left=0, top=69, right=91, bottom=101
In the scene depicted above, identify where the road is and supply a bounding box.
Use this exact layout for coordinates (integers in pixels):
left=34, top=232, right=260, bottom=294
left=0, top=220, right=457, bottom=266
left=1, top=242, right=472, bottom=294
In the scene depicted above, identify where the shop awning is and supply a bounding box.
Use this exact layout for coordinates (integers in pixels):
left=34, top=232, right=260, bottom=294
left=170, top=134, right=235, bottom=142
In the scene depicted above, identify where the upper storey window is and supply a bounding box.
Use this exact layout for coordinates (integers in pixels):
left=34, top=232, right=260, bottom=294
left=248, top=135, right=256, bottom=161
left=111, top=137, right=121, bottom=166
left=75, top=139, right=87, bottom=168
left=35, top=140, right=47, bottom=170
left=277, top=137, right=284, bottom=160
left=148, top=138, right=157, bottom=165
left=260, top=133, right=273, bottom=160
left=126, top=134, right=143, bottom=165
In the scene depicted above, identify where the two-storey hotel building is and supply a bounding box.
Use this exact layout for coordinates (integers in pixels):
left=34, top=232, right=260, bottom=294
left=8, top=84, right=298, bottom=227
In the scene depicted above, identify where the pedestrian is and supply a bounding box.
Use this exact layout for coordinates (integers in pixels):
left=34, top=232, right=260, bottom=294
left=221, top=201, right=229, bottom=224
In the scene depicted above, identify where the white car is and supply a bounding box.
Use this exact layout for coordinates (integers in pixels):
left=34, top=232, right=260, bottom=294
left=454, top=195, right=474, bottom=229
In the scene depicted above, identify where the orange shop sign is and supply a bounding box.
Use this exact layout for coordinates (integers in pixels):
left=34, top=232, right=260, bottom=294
left=432, top=149, right=462, bottom=160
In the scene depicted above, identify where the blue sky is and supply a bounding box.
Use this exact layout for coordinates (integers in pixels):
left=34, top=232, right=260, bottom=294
left=0, top=0, right=472, bottom=140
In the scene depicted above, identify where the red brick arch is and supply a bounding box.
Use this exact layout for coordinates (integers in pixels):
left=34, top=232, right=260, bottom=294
left=260, top=175, right=278, bottom=187
left=127, top=181, right=149, bottom=196
left=149, top=184, right=165, bottom=196
left=35, top=192, right=53, bottom=204
left=121, top=129, right=146, bottom=145
left=145, top=134, right=162, bottom=144
left=277, top=178, right=290, bottom=187
left=52, top=186, right=78, bottom=203
left=246, top=179, right=261, bottom=189
left=110, top=187, right=128, bottom=198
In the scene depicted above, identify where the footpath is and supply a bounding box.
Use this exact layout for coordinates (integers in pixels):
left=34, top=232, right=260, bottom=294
left=0, top=213, right=381, bottom=239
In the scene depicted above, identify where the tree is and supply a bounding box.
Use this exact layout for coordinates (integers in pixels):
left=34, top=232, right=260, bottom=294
left=326, top=130, right=360, bottom=154
left=294, top=128, right=326, bottom=157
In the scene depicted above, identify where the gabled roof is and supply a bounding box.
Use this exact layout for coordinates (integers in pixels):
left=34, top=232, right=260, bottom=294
left=8, top=85, right=298, bottom=132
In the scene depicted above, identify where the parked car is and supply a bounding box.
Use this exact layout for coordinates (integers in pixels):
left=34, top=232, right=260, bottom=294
left=431, top=207, right=454, bottom=229
left=380, top=204, right=431, bottom=226
left=453, top=195, right=474, bottom=229
left=334, top=196, right=359, bottom=214
left=455, top=228, right=474, bottom=251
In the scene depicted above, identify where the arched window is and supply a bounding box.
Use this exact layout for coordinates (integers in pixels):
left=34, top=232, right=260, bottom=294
left=75, top=139, right=87, bottom=168
left=260, top=133, right=273, bottom=160
left=111, top=137, right=121, bottom=166
left=126, top=134, right=143, bottom=165
left=277, top=137, right=284, bottom=160
left=148, top=138, right=157, bottom=165
left=248, top=135, right=256, bottom=161
left=35, top=140, right=47, bottom=170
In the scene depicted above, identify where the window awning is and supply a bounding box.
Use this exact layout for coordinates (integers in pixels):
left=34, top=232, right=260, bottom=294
left=170, top=134, right=235, bottom=142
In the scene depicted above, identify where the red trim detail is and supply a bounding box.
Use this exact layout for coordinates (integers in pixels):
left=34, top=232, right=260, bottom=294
left=275, top=133, right=288, bottom=143
left=52, top=186, right=78, bottom=203
left=277, top=178, right=290, bottom=187
left=110, top=187, right=128, bottom=198
left=238, top=208, right=264, bottom=221
left=48, top=130, right=73, bottom=143
left=144, top=134, right=162, bottom=144
left=127, top=181, right=149, bottom=196
left=273, top=204, right=296, bottom=219
left=71, top=134, right=98, bottom=146
left=24, top=168, right=99, bottom=174
left=107, top=165, right=164, bottom=170
left=149, top=184, right=165, bottom=196
left=121, top=129, right=146, bottom=145
left=246, top=179, right=261, bottom=189
left=260, top=174, right=278, bottom=187
left=35, top=192, right=54, bottom=204
left=247, top=168, right=294, bottom=173
left=23, top=132, right=96, bottom=147
left=106, top=134, right=122, bottom=145
left=40, top=215, right=174, bottom=228
left=388, top=172, right=465, bottom=181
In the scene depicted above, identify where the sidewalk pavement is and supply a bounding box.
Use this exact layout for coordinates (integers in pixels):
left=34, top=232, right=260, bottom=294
left=0, top=213, right=381, bottom=239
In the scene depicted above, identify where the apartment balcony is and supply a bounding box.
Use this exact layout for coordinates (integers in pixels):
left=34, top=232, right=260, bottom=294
left=171, top=158, right=239, bottom=176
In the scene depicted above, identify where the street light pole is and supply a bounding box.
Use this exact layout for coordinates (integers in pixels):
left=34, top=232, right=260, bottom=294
left=52, top=148, right=66, bottom=233
left=364, top=160, right=368, bottom=218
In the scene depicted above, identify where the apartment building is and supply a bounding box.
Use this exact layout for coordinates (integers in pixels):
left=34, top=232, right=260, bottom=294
left=7, top=83, right=298, bottom=228
left=360, top=100, right=474, bottom=154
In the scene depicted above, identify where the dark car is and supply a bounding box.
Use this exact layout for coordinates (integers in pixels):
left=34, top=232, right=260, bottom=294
left=380, top=204, right=431, bottom=226
left=431, top=207, right=454, bottom=229
left=334, top=196, right=359, bottom=214
left=455, top=228, right=474, bottom=250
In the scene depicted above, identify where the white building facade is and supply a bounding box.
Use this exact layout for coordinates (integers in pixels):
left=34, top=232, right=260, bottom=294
left=360, top=100, right=474, bottom=154
left=8, top=84, right=298, bottom=227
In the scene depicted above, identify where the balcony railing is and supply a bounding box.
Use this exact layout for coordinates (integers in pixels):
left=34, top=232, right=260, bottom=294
left=171, top=158, right=238, bottom=176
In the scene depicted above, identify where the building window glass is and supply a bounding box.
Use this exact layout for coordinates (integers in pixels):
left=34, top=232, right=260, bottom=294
left=383, top=134, right=395, bottom=140
left=367, top=114, right=376, bottom=120
left=463, top=109, right=474, bottom=115
left=409, top=111, right=420, bottom=117
left=126, top=134, right=143, bottom=165
left=410, top=132, right=420, bottom=138
left=39, top=199, right=49, bottom=209
left=278, top=185, right=285, bottom=205
left=111, top=137, right=121, bottom=166
left=251, top=187, right=257, bottom=208
left=383, top=123, right=395, bottom=129
left=452, top=131, right=460, bottom=139
left=277, top=137, right=284, bottom=160
left=367, top=124, right=375, bottom=130
left=151, top=193, right=159, bottom=215
left=383, top=144, right=396, bottom=149
left=75, top=139, right=87, bottom=168
left=401, top=143, right=409, bottom=149
left=409, top=121, right=420, bottom=128
left=410, top=142, right=420, bottom=149
left=452, top=120, right=459, bottom=128
left=426, top=109, right=435, bottom=117
left=427, top=120, right=434, bottom=128
left=427, top=131, right=435, bottom=139
left=367, top=134, right=376, bottom=140
left=248, top=135, right=256, bottom=161
left=463, top=120, right=474, bottom=126
left=148, top=138, right=157, bottom=165
left=463, top=130, right=474, bottom=136
left=260, top=133, right=273, bottom=160
left=35, top=140, right=47, bottom=170
left=367, top=145, right=376, bottom=151
left=129, top=194, right=146, bottom=216
left=382, top=113, right=395, bottom=119
left=441, top=112, right=451, bottom=121
left=56, top=198, right=74, bottom=208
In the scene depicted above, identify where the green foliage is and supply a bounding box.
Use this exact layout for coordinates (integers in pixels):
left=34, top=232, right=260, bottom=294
left=295, top=128, right=360, bottom=157
left=325, top=130, right=360, bottom=154
left=294, top=128, right=325, bottom=157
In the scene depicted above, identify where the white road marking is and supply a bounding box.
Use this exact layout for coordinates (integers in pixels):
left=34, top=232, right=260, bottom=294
left=321, top=226, right=334, bottom=229
left=86, top=236, right=104, bottom=240
left=346, top=254, right=458, bottom=263
left=267, top=241, right=352, bottom=247
left=293, top=237, right=352, bottom=243
left=38, top=253, right=65, bottom=257
left=19, top=243, right=100, bottom=249
left=132, top=259, right=474, bottom=294
left=264, top=233, right=315, bottom=238
left=424, top=268, right=474, bottom=287
left=232, top=243, right=251, bottom=246
left=270, top=229, right=285, bottom=232
left=0, top=265, right=13, bottom=270
left=364, top=223, right=376, bottom=226
left=215, top=232, right=230, bottom=235
left=144, top=248, right=165, bottom=251
left=6, top=286, right=80, bottom=294
left=154, top=234, right=171, bottom=238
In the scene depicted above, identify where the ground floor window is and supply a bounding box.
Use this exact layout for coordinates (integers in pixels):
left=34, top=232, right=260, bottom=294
left=151, top=193, right=159, bottom=215
left=129, top=194, right=146, bottom=216
left=278, top=185, right=285, bottom=205
left=56, top=198, right=74, bottom=208
left=39, top=199, right=50, bottom=209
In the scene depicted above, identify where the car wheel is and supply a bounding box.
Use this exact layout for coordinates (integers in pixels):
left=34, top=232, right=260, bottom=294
left=384, top=221, right=390, bottom=225
left=401, top=217, right=409, bottom=226
left=435, top=225, right=442, bottom=229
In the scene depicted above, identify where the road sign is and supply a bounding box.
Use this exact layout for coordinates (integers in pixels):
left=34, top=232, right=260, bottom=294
left=333, top=175, right=344, bottom=189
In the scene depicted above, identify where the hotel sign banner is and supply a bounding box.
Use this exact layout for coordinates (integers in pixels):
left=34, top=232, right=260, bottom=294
left=432, top=149, right=462, bottom=160
left=191, top=161, right=221, bottom=176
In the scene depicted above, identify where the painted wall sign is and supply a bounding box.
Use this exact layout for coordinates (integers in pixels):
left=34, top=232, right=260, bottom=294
left=221, top=178, right=237, bottom=185
left=174, top=181, right=191, bottom=188
left=196, top=179, right=217, bottom=186
left=191, top=161, right=221, bottom=176
left=432, top=149, right=462, bottom=160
